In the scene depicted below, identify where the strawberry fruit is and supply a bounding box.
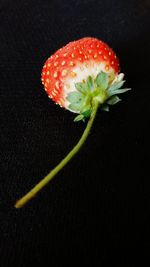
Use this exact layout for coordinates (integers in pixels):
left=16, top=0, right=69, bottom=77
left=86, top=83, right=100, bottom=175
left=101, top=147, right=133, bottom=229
left=15, top=37, right=130, bottom=208
left=41, top=37, right=129, bottom=121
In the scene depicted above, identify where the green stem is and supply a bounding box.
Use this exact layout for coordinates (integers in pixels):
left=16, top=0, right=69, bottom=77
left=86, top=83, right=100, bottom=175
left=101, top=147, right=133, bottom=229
left=15, top=101, right=99, bottom=208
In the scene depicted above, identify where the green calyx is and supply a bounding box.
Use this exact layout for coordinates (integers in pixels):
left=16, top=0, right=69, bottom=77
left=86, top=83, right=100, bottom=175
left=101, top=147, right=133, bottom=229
left=67, top=71, right=131, bottom=121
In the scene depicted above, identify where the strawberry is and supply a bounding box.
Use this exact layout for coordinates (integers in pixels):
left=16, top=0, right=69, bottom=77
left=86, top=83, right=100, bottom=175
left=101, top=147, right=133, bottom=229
left=15, top=37, right=130, bottom=208
left=41, top=37, right=129, bottom=121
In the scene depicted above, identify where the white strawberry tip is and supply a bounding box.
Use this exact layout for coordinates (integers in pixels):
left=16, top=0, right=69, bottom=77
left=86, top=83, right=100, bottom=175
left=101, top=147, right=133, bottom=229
left=66, top=71, right=131, bottom=122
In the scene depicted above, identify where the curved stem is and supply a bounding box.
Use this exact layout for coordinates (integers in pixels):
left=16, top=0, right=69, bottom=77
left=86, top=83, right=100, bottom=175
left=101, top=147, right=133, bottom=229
left=15, top=101, right=99, bottom=208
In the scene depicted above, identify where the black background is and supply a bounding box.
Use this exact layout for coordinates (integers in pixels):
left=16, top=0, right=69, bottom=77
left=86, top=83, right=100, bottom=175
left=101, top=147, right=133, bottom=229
left=0, top=0, right=150, bottom=266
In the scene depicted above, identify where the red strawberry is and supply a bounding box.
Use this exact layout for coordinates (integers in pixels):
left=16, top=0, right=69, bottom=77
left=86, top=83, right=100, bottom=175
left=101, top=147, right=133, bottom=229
left=15, top=37, right=130, bottom=208
left=41, top=37, right=121, bottom=115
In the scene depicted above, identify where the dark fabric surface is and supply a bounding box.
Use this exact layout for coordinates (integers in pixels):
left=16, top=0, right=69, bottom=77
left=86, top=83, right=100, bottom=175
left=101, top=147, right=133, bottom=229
left=0, top=0, right=150, bottom=266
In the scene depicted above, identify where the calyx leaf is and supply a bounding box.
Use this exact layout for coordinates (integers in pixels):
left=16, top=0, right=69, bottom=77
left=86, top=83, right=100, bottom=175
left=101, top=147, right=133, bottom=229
left=96, top=71, right=109, bottom=90
left=75, top=83, right=87, bottom=94
left=74, top=114, right=84, bottom=122
left=101, top=105, right=109, bottom=112
left=107, top=95, right=121, bottom=105
left=108, top=88, right=131, bottom=96
left=69, top=103, right=82, bottom=112
left=108, top=80, right=125, bottom=92
left=67, top=91, right=83, bottom=103
left=87, top=76, right=94, bottom=91
left=82, top=109, right=92, bottom=118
